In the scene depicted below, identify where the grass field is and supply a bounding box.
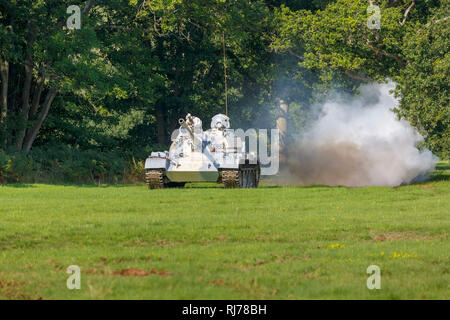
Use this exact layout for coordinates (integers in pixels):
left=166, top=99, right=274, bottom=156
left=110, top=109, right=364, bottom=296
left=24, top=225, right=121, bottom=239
left=0, top=162, right=448, bottom=300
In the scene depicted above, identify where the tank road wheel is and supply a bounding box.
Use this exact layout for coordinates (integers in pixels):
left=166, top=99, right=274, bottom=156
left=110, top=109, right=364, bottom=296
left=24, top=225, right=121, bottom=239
left=145, top=169, right=165, bottom=189
left=239, top=165, right=260, bottom=188
left=222, top=170, right=240, bottom=188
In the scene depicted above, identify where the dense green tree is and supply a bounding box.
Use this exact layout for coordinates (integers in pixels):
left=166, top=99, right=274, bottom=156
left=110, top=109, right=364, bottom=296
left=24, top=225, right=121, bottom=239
left=1, top=0, right=447, bottom=167
left=0, top=0, right=101, bottom=151
left=395, top=2, right=449, bottom=158
left=121, top=0, right=275, bottom=144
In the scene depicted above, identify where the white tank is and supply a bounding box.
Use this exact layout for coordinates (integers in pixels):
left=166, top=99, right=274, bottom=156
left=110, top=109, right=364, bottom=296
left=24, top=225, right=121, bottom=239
left=145, top=113, right=260, bottom=188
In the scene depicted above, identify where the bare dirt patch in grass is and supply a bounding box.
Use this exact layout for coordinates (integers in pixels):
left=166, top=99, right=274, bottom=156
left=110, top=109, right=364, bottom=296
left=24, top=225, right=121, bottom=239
left=0, top=279, right=40, bottom=300
left=113, top=268, right=170, bottom=277
left=417, top=184, right=434, bottom=190
left=86, top=267, right=170, bottom=277
left=368, top=231, right=447, bottom=242
left=215, top=235, right=228, bottom=241
left=209, top=279, right=226, bottom=285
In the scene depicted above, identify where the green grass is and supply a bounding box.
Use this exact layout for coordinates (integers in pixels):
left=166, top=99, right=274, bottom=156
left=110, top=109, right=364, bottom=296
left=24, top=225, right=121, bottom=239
left=0, top=162, right=448, bottom=300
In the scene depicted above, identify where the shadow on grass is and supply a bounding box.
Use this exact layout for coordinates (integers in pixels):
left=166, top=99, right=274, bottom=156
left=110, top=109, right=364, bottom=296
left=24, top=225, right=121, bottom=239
left=436, top=162, right=450, bottom=171
left=68, top=183, right=145, bottom=188
left=1, top=182, right=143, bottom=188
left=184, top=182, right=284, bottom=189
left=428, top=161, right=449, bottom=182
left=4, top=161, right=448, bottom=189
left=0, top=183, right=36, bottom=188
left=427, top=172, right=449, bottom=182
left=410, top=161, right=449, bottom=184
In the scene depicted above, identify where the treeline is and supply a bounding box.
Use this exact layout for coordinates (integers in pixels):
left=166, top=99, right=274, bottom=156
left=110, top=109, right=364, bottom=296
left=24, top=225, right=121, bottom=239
left=0, top=0, right=448, bottom=183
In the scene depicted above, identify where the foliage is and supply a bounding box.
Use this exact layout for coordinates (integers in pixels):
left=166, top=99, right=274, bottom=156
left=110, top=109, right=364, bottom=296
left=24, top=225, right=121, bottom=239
left=394, top=3, right=449, bottom=158
left=0, top=0, right=448, bottom=183
left=0, top=146, right=145, bottom=184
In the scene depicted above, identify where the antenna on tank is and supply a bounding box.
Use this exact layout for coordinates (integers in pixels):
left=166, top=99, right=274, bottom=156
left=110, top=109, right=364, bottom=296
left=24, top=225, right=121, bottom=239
left=222, top=31, right=228, bottom=117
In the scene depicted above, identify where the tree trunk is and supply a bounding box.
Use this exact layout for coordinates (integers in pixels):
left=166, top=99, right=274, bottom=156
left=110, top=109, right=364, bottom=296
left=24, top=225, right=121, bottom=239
left=23, top=88, right=57, bottom=152
left=16, top=24, right=36, bottom=150
left=156, top=103, right=167, bottom=146
left=277, top=100, right=288, bottom=168
left=0, top=57, right=8, bottom=149
left=82, top=0, right=96, bottom=15
left=30, top=74, right=45, bottom=118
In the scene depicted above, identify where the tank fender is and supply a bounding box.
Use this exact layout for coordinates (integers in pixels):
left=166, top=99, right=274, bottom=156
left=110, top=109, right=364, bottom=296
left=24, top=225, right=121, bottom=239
left=145, top=151, right=171, bottom=170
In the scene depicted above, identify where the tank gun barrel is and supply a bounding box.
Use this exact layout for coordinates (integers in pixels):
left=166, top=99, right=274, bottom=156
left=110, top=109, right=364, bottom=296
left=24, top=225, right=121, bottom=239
left=179, top=118, right=195, bottom=141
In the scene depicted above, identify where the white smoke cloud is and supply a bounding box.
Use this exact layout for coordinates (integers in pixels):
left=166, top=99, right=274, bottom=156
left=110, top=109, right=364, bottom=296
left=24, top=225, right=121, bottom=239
left=286, top=82, right=438, bottom=187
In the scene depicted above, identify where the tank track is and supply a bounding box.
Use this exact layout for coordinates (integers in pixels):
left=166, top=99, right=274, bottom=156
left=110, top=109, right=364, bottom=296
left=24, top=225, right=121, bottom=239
left=222, top=170, right=240, bottom=188
left=222, top=166, right=260, bottom=189
left=239, top=166, right=260, bottom=188
left=145, top=169, right=164, bottom=189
